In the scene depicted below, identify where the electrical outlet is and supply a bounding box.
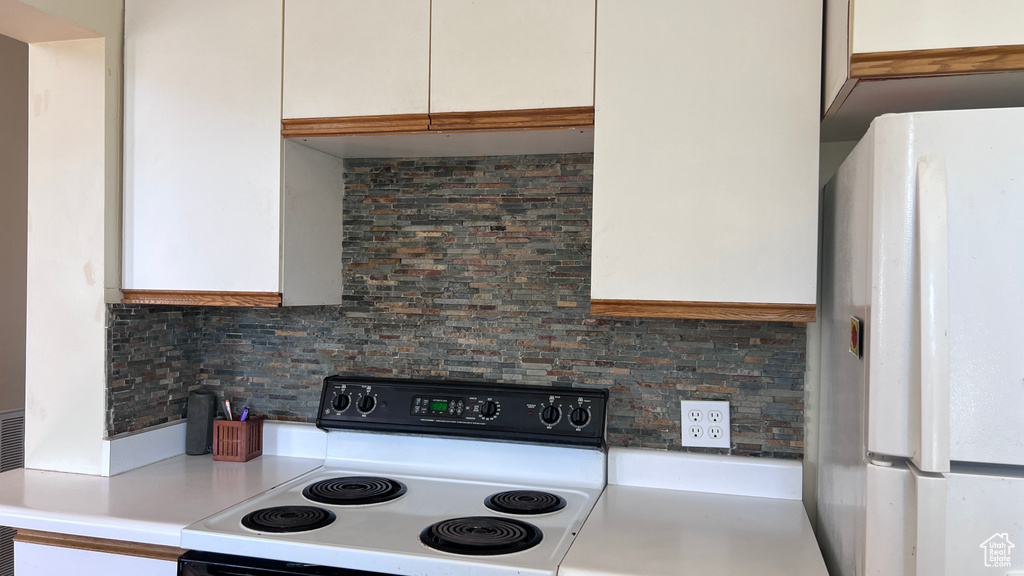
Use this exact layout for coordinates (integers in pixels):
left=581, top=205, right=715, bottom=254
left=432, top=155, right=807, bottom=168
left=680, top=400, right=730, bottom=449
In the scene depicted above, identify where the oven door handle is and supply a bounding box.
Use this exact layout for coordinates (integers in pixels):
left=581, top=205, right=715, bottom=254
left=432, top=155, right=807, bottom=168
left=182, top=565, right=257, bottom=576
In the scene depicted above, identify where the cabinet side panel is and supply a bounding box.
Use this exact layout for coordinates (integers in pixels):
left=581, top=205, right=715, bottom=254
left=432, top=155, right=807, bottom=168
left=283, top=0, right=430, bottom=118
left=281, top=142, right=344, bottom=306
left=853, top=0, right=1024, bottom=53
left=123, top=0, right=283, bottom=292
left=430, top=0, right=595, bottom=113
left=823, top=0, right=851, bottom=112
left=592, top=0, right=821, bottom=304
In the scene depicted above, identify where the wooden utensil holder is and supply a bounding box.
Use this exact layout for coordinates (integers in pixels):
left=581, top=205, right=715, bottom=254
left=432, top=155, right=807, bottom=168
left=213, top=417, right=264, bottom=462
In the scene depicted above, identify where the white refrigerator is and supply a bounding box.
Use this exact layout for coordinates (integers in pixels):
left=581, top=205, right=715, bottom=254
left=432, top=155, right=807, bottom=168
left=817, top=108, right=1024, bottom=576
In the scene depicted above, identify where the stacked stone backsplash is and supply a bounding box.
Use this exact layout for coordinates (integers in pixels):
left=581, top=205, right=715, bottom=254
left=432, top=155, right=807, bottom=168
left=107, top=153, right=806, bottom=458
left=107, top=305, right=201, bottom=434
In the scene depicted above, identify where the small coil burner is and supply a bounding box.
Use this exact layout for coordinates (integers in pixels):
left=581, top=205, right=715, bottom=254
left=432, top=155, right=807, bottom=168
left=302, top=476, right=407, bottom=506
left=420, top=516, right=543, bottom=555
left=484, top=490, right=567, bottom=515
left=241, top=506, right=336, bottom=533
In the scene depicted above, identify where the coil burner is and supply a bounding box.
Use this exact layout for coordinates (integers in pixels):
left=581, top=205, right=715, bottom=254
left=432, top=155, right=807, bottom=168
left=485, top=490, right=567, bottom=515
left=302, top=476, right=407, bottom=506
left=240, top=506, right=336, bottom=533
left=420, top=516, right=543, bottom=555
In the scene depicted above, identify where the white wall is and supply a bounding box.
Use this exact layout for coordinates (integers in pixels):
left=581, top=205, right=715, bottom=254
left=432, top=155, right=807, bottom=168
left=25, top=37, right=108, bottom=473
left=20, top=0, right=123, bottom=303
left=0, top=0, right=123, bottom=474
left=0, top=34, right=28, bottom=414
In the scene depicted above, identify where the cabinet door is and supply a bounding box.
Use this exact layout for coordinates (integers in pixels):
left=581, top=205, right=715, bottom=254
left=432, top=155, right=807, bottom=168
left=591, top=0, right=820, bottom=312
left=15, top=541, right=177, bottom=576
left=123, top=0, right=283, bottom=292
left=822, top=0, right=1024, bottom=141
left=429, top=0, right=595, bottom=113
left=283, top=0, right=430, bottom=119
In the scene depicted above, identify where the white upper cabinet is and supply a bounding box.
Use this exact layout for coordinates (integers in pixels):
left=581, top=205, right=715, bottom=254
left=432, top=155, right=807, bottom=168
left=429, top=0, right=595, bottom=113
left=590, top=0, right=820, bottom=320
left=124, top=0, right=344, bottom=305
left=823, top=0, right=1024, bottom=141
left=283, top=0, right=431, bottom=119
left=124, top=0, right=283, bottom=294
left=848, top=0, right=1024, bottom=53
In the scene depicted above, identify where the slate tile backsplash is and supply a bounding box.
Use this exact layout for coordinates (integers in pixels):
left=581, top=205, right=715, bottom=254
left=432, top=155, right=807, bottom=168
left=107, top=305, right=201, bottom=434
left=107, top=153, right=807, bottom=458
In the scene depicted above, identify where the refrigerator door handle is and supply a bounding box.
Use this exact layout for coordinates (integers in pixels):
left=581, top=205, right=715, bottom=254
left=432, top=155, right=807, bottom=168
left=910, top=463, right=947, bottom=576
left=915, top=156, right=951, bottom=474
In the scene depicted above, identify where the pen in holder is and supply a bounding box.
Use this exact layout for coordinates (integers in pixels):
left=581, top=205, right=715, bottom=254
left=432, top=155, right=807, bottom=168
left=212, top=416, right=264, bottom=462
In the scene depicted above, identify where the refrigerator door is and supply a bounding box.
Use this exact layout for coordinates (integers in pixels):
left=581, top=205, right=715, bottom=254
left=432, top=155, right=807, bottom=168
left=865, top=461, right=1024, bottom=576
left=945, top=465, right=1024, bottom=575
left=867, top=109, right=1024, bottom=467
left=864, top=461, right=946, bottom=576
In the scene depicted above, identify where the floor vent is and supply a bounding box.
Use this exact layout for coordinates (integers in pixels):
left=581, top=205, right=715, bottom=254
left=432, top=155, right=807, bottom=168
left=0, top=525, right=12, bottom=576
left=0, top=409, right=24, bottom=576
left=0, top=410, right=24, bottom=473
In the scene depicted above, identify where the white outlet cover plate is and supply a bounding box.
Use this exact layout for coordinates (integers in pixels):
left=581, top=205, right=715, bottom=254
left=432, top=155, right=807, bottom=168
left=680, top=400, right=730, bottom=449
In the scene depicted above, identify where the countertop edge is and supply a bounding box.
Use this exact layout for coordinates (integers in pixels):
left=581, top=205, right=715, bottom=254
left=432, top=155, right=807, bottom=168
left=0, top=454, right=324, bottom=548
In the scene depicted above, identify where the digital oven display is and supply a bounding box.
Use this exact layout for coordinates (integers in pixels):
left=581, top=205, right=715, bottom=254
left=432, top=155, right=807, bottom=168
left=411, top=397, right=466, bottom=417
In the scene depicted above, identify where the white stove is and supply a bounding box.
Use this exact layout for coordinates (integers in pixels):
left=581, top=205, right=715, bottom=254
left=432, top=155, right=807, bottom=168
left=179, top=377, right=609, bottom=576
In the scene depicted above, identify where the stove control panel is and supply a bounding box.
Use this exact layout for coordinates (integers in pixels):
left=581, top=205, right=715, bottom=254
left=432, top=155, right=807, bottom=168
left=317, top=377, right=608, bottom=447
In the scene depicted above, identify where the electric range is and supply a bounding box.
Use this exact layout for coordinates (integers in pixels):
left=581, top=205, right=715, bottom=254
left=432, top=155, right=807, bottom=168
left=179, top=377, right=609, bottom=576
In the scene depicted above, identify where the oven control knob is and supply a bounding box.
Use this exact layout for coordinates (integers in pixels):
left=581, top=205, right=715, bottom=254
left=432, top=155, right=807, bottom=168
left=541, top=405, right=561, bottom=425
left=357, top=394, right=376, bottom=413
left=569, top=407, right=590, bottom=427
left=332, top=393, right=351, bottom=412
left=479, top=400, right=498, bottom=419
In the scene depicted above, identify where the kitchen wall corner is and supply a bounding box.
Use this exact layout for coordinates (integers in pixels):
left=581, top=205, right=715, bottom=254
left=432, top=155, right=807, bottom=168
left=0, top=34, right=28, bottom=414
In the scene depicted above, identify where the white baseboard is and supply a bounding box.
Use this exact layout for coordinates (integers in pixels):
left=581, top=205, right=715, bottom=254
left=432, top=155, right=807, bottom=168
left=100, top=419, right=327, bottom=476
left=101, top=421, right=185, bottom=477
left=608, top=447, right=803, bottom=500
left=262, top=421, right=326, bottom=459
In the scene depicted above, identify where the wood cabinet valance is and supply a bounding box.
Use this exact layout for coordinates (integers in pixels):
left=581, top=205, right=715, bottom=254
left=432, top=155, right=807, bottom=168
left=281, top=107, right=595, bottom=139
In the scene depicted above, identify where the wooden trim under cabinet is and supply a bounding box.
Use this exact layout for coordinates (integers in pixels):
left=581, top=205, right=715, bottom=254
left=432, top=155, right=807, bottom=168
left=281, top=107, right=595, bottom=138
left=282, top=113, right=431, bottom=138
left=851, top=44, right=1024, bottom=79
left=14, top=529, right=185, bottom=562
left=427, top=106, right=595, bottom=131
left=122, top=289, right=282, bottom=307
left=590, top=299, right=817, bottom=323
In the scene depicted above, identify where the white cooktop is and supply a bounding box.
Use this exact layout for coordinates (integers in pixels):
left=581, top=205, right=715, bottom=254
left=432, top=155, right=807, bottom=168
left=181, top=430, right=606, bottom=576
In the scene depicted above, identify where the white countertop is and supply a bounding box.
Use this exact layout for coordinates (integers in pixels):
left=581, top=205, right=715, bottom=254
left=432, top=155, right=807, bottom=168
left=559, top=484, right=827, bottom=576
left=0, top=429, right=829, bottom=576
left=559, top=448, right=828, bottom=576
left=0, top=454, right=322, bottom=547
